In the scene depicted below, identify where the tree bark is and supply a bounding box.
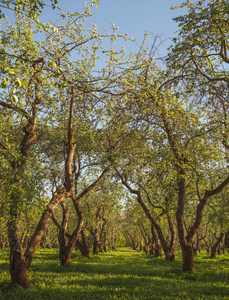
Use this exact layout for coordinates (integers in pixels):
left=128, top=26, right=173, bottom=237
left=76, top=228, right=90, bottom=258
left=140, top=234, right=143, bottom=251
left=0, top=231, right=7, bottom=248
left=52, top=198, right=85, bottom=266
left=211, top=232, right=225, bottom=258
left=225, top=231, right=229, bottom=248
left=103, top=230, right=108, bottom=252
left=151, top=225, right=162, bottom=257
left=176, top=169, right=195, bottom=273
left=183, top=242, right=195, bottom=272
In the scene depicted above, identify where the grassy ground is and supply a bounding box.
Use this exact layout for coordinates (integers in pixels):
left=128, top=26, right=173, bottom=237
left=0, top=247, right=228, bottom=299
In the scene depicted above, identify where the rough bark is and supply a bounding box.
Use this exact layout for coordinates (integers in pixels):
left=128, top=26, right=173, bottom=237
left=8, top=208, right=29, bottom=288
left=183, top=242, right=195, bottom=272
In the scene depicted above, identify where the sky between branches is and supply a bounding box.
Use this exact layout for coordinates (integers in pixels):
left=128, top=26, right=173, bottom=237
left=39, top=0, right=189, bottom=60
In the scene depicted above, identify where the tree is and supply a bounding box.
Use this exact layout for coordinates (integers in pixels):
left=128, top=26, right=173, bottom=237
left=0, top=0, right=99, bottom=18
left=160, top=0, right=229, bottom=272
left=0, top=0, right=59, bottom=18
left=0, top=4, right=133, bottom=286
left=167, top=0, right=229, bottom=145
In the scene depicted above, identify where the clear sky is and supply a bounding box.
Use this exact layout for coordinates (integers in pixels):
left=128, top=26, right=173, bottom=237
left=38, top=0, right=188, bottom=59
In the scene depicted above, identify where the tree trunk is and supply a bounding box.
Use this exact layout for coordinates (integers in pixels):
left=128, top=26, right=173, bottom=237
left=217, top=244, right=222, bottom=254
left=0, top=233, right=7, bottom=248
left=225, top=231, right=229, bottom=248
left=8, top=210, right=29, bottom=289
left=182, top=242, right=195, bottom=272
left=93, top=237, right=99, bottom=254
left=211, top=232, right=225, bottom=258
left=76, top=228, right=90, bottom=258
left=151, top=225, right=162, bottom=257
left=7, top=117, right=38, bottom=288
left=57, top=199, right=85, bottom=266
left=56, top=201, right=71, bottom=266
left=176, top=171, right=195, bottom=273
left=92, top=230, right=104, bottom=254
left=165, top=252, right=175, bottom=261
left=111, top=232, right=118, bottom=250
left=6, top=79, right=78, bottom=288
left=90, top=205, right=105, bottom=255
left=166, top=212, right=176, bottom=261
left=59, top=246, right=71, bottom=266
left=103, top=231, right=108, bottom=252
left=140, top=234, right=143, bottom=251
left=155, top=245, right=162, bottom=257
left=10, top=250, right=29, bottom=289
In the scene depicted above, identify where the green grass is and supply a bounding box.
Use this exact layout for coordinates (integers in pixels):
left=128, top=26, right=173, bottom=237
left=0, top=247, right=228, bottom=299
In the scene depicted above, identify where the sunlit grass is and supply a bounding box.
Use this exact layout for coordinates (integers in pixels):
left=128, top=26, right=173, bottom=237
left=0, top=247, right=228, bottom=299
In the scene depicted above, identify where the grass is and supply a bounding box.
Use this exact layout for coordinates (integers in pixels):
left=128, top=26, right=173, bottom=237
left=0, top=247, right=228, bottom=299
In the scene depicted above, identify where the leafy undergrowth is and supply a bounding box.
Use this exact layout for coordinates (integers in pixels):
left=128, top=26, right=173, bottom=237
left=0, top=247, right=228, bottom=299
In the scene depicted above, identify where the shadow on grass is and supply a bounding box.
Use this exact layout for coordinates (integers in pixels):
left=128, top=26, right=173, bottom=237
left=1, top=271, right=228, bottom=300
left=1, top=248, right=228, bottom=299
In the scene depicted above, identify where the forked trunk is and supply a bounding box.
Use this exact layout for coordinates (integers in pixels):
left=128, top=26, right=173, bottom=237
left=56, top=200, right=85, bottom=266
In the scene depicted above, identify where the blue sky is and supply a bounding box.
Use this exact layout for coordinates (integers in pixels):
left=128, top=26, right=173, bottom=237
left=2, top=1, right=190, bottom=67
left=38, top=0, right=188, bottom=59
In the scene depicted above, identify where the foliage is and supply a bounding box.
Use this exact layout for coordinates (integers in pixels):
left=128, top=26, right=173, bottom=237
left=0, top=0, right=99, bottom=18
left=0, top=0, right=229, bottom=288
left=0, top=0, right=60, bottom=19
